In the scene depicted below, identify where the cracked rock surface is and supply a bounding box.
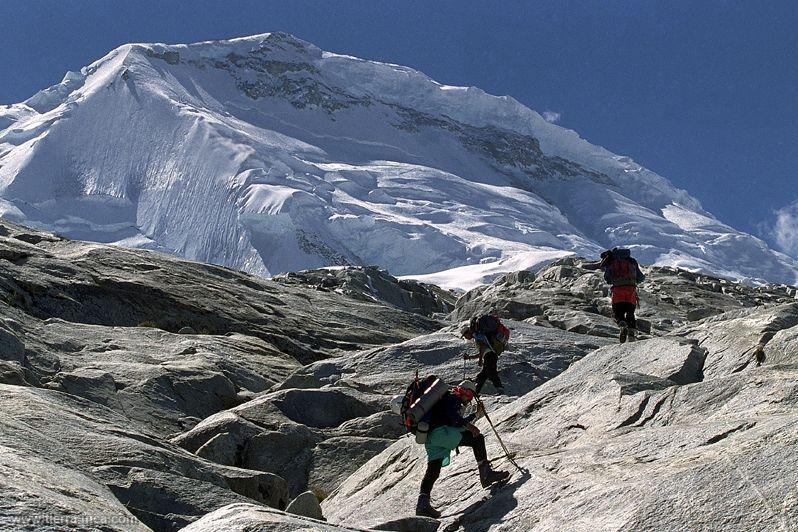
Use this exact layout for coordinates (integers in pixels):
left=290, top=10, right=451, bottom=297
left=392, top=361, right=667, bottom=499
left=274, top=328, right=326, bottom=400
left=0, top=220, right=440, bottom=530
left=2, top=221, right=797, bottom=531
left=323, top=304, right=798, bottom=531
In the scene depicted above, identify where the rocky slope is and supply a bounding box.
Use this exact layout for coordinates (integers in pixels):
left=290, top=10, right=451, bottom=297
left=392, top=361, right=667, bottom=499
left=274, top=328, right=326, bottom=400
left=1, top=220, right=797, bottom=531
left=0, top=219, right=443, bottom=530
left=321, top=272, right=798, bottom=530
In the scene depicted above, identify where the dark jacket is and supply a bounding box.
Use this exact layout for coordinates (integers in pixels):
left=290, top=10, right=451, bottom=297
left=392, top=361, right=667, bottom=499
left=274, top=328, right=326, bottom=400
left=427, top=393, right=475, bottom=430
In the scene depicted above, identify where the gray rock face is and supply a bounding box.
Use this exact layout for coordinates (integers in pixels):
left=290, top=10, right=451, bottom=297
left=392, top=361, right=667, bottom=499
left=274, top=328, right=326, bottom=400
left=279, top=322, right=612, bottom=397
left=3, top=219, right=798, bottom=531
left=273, top=265, right=456, bottom=317
left=172, top=320, right=611, bottom=501
left=173, top=386, right=390, bottom=495
left=286, top=490, right=325, bottom=520
left=0, top=220, right=440, bottom=365
left=170, top=320, right=607, bottom=500
left=451, top=257, right=796, bottom=338
left=0, top=384, right=290, bottom=531
left=0, top=220, right=444, bottom=530
left=23, top=319, right=298, bottom=436
left=181, top=503, right=362, bottom=531
left=679, top=302, right=798, bottom=379
left=0, top=444, right=149, bottom=532
left=539, top=307, right=618, bottom=337
left=323, top=330, right=798, bottom=530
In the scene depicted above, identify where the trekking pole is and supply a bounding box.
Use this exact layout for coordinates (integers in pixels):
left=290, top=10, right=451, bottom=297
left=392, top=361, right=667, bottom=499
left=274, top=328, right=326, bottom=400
left=475, top=396, right=524, bottom=472
left=462, top=356, right=467, bottom=381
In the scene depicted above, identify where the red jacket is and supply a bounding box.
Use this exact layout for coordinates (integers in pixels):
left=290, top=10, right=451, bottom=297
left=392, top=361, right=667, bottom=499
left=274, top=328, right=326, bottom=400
left=611, top=285, right=638, bottom=305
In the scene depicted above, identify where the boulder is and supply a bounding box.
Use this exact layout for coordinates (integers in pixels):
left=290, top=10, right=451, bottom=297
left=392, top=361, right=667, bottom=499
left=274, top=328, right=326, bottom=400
left=182, top=503, right=357, bottom=531
left=0, top=360, right=29, bottom=385
left=543, top=308, right=618, bottom=337
left=244, top=424, right=323, bottom=495
left=221, top=469, right=290, bottom=510
left=681, top=303, right=798, bottom=379
left=764, top=325, right=798, bottom=366
left=286, top=491, right=325, bottom=521
left=172, top=411, right=265, bottom=455
left=196, top=432, right=240, bottom=465
left=309, top=436, right=393, bottom=495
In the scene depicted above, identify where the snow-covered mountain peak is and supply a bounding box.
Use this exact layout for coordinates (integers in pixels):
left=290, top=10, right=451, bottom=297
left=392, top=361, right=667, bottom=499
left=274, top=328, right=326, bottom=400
left=1, top=33, right=796, bottom=288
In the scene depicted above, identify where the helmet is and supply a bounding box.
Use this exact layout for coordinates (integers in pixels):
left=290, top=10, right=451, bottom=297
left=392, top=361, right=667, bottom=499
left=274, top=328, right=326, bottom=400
left=389, top=394, right=404, bottom=415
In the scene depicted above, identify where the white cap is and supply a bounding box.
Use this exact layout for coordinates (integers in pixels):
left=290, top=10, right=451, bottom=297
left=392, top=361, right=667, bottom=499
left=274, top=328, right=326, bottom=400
left=389, top=394, right=404, bottom=415
left=457, top=380, right=477, bottom=394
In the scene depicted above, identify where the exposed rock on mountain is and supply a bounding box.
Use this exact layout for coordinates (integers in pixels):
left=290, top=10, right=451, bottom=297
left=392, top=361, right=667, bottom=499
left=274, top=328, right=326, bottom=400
left=0, top=220, right=439, bottom=530
left=323, top=304, right=798, bottom=531
left=273, top=265, right=456, bottom=317
left=679, top=302, right=798, bottom=379
left=0, top=220, right=440, bottom=367
left=172, top=322, right=611, bottom=499
left=2, top=220, right=797, bottom=531
left=181, top=503, right=359, bottom=532
left=279, top=323, right=611, bottom=397
left=452, top=257, right=797, bottom=336
left=0, top=384, right=290, bottom=531
left=173, top=386, right=392, bottom=495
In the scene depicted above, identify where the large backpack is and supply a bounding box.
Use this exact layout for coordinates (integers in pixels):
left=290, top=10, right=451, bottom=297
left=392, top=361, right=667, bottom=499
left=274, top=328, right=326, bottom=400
left=470, top=314, right=511, bottom=354
left=399, top=375, right=448, bottom=437
left=604, top=248, right=641, bottom=287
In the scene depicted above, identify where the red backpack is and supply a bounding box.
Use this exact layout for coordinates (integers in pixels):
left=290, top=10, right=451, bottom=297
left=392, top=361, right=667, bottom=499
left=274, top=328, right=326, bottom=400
left=607, top=258, right=637, bottom=286
left=603, top=248, right=640, bottom=287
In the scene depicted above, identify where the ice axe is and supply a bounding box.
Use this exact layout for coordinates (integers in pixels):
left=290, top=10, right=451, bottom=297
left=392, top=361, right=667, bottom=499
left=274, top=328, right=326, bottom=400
left=474, top=395, right=525, bottom=473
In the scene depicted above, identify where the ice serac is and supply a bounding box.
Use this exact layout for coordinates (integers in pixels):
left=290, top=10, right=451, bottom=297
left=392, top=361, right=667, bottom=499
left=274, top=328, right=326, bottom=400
left=2, top=32, right=797, bottom=287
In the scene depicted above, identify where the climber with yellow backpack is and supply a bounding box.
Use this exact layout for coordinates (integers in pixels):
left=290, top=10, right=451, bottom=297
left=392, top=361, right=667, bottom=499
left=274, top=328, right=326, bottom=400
left=461, top=313, right=510, bottom=395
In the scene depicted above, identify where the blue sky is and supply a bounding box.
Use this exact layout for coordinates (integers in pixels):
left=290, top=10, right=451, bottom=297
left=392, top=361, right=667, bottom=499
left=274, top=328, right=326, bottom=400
left=2, top=0, right=797, bottom=251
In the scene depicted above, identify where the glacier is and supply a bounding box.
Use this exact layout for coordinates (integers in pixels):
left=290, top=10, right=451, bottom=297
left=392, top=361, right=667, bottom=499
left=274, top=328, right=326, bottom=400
left=1, top=32, right=796, bottom=289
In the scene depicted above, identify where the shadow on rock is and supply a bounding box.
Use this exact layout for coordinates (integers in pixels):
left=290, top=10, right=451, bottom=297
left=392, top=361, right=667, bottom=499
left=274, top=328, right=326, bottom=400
left=441, top=470, right=532, bottom=532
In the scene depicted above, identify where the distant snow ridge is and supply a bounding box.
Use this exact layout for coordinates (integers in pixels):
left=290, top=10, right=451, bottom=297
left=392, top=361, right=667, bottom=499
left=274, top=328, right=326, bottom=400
left=1, top=32, right=796, bottom=288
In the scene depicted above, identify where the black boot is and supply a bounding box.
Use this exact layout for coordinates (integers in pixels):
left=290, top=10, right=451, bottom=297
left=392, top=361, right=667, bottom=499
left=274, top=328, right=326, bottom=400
left=416, top=493, right=441, bottom=518
left=618, top=321, right=628, bottom=343
left=627, top=328, right=637, bottom=342
left=478, top=461, right=510, bottom=488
